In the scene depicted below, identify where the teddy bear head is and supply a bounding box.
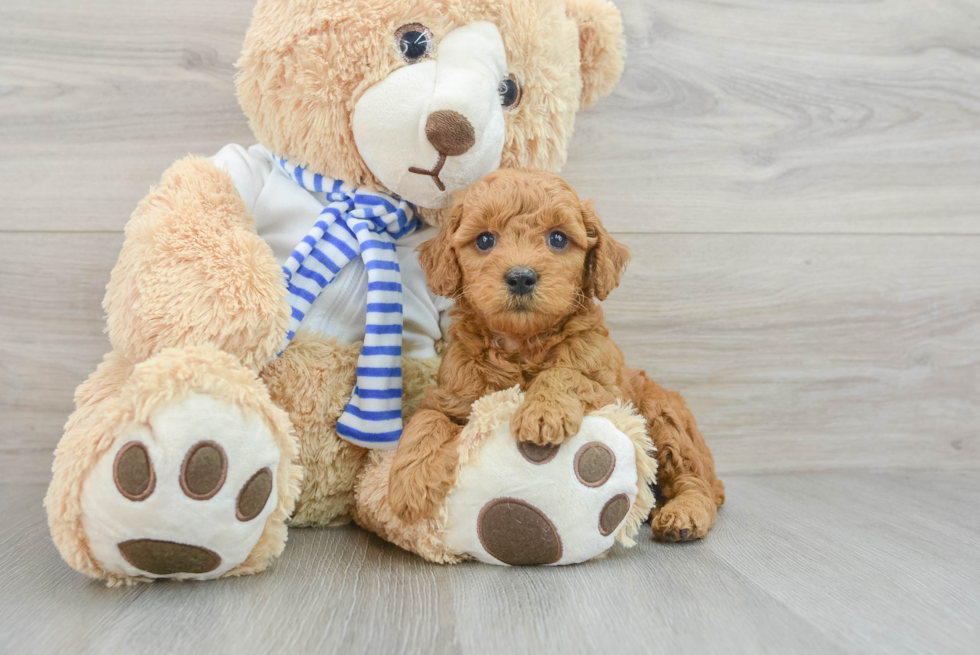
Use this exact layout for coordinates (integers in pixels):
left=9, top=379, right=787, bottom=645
left=236, top=0, right=624, bottom=214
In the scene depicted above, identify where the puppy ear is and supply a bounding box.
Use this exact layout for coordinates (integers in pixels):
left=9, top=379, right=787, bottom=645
left=582, top=199, right=630, bottom=301
left=564, top=0, right=625, bottom=108
left=418, top=201, right=464, bottom=298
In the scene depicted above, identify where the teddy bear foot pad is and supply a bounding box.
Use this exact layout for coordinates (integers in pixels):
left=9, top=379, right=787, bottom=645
left=444, top=402, right=645, bottom=566
left=80, top=391, right=281, bottom=579
left=354, top=388, right=657, bottom=566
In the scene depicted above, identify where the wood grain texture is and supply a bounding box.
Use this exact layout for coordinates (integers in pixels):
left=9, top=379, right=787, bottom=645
left=609, top=232, right=980, bottom=472
left=1, top=1, right=979, bottom=650
left=2, top=0, right=980, bottom=233
left=3, top=231, right=977, bottom=483
left=2, top=473, right=978, bottom=654
left=566, top=0, right=980, bottom=234
left=0, top=0, right=253, bottom=233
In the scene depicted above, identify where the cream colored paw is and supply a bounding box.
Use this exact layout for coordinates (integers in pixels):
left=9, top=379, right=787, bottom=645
left=442, top=389, right=657, bottom=566
left=80, top=393, right=281, bottom=580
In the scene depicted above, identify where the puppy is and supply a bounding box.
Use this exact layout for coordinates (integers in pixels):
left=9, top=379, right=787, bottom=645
left=389, top=169, right=725, bottom=542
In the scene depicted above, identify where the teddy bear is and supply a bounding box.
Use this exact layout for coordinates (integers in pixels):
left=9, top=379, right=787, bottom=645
left=44, top=0, right=630, bottom=582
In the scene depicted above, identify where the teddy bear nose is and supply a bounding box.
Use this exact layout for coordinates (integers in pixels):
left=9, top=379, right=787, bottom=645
left=505, top=267, right=538, bottom=296
left=425, top=110, right=476, bottom=157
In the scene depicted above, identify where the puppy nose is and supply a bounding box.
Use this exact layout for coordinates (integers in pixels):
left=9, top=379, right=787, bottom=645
left=505, top=267, right=538, bottom=296
left=425, top=110, right=476, bottom=157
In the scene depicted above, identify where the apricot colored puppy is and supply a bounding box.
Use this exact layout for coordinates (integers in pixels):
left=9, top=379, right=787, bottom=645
left=389, top=169, right=725, bottom=542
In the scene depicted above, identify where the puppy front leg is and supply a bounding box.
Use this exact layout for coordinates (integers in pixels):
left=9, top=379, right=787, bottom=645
left=511, top=370, right=615, bottom=445
left=388, top=408, right=462, bottom=524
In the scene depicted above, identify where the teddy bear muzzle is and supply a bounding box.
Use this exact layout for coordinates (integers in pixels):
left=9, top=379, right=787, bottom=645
left=407, top=110, right=478, bottom=192
left=352, top=21, right=508, bottom=209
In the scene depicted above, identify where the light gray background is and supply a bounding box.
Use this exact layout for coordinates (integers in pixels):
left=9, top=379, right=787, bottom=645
left=1, top=0, right=978, bottom=653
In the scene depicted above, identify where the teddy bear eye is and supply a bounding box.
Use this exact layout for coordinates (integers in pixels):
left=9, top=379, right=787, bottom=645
left=476, top=232, right=496, bottom=252
left=548, top=231, right=568, bottom=251
left=395, top=24, right=434, bottom=63
left=498, top=74, right=522, bottom=110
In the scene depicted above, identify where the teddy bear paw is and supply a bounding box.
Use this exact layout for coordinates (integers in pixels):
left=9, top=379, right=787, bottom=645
left=79, top=393, right=281, bottom=580
left=443, top=412, right=641, bottom=566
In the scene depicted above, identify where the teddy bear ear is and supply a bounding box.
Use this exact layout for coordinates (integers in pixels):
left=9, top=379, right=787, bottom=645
left=564, top=0, right=626, bottom=108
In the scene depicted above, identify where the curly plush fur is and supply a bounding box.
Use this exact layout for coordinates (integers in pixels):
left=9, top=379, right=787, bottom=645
left=389, top=170, right=725, bottom=541
left=46, top=0, right=627, bottom=582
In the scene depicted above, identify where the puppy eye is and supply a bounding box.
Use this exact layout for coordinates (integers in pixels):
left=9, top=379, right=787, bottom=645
left=476, top=232, right=496, bottom=252
left=395, top=24, right=434, bottom=63
left=498, top=74, right=522, bottom=110
left=548, top=231, right=568, bottom=251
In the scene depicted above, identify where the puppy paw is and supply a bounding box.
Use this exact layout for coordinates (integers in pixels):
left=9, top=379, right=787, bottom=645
left=511, top=398, right=583, bottom=445
left=650, top=499, right=712, bottom=543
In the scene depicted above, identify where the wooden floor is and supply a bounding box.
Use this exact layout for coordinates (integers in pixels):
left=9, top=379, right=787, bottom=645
left=3, top=472, right=979, bottom=654
left=1, top=0, right=979, bottom=653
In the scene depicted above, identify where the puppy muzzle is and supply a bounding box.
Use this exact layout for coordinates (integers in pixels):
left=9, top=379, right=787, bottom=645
left=505, top=266, right=538, bottom=296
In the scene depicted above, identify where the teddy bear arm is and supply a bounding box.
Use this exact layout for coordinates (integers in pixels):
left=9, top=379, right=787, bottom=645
left=104, top=156, right=289, bottom=371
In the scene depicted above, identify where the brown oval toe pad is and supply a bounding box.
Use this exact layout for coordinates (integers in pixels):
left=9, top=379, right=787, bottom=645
left=599, top=494, right=631, bottom=536
left=180, top=441, right=227, bottom=500
left=517, top=441, right=560, bottom=465
left=113, top=442, right=155, bottom=501
left=477, top=498, right=562, bottom=566
left=118, top=539, right=221, bottom=575
left=236, top=468, right=273, bottom=522
left=574, top=442, right=616, bottom=487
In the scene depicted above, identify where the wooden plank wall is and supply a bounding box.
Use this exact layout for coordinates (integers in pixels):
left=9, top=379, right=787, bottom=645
left=2, top=0, right=978, bottom=483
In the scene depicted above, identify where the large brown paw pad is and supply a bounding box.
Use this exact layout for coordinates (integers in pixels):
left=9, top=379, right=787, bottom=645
left=477, top=498, right=563, bottom=566
left=118, top=539, right=221, bottom=575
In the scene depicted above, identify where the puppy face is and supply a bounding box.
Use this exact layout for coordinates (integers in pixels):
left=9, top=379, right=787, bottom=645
left=419, top=169, right=630, bottom=338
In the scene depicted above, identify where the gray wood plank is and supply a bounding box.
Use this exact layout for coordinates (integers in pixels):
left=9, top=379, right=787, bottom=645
left=2, top=473, right=978, bottom=654
left=713, top=473, right=980, bottom=655
left=609, top=232, right=980, bottom=473
left=0, top=0, right=254, bottom=233
left=566, top=0, right=980, bottom=234
left=0, top=233, right=120, bottom=483
left=2, top=232, right=978, bottom=483
left=3, top=0, right=980, bottom=234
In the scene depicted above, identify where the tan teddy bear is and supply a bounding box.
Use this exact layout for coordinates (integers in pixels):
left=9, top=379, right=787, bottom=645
left=44, top=0, right=628, bottom=582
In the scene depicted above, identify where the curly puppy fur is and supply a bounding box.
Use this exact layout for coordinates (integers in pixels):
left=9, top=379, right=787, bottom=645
left=389, top=169, right=725, bottom=541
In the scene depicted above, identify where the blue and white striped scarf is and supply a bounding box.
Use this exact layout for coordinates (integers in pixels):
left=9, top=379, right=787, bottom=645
left=275, top=156, right=421, bottom=450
